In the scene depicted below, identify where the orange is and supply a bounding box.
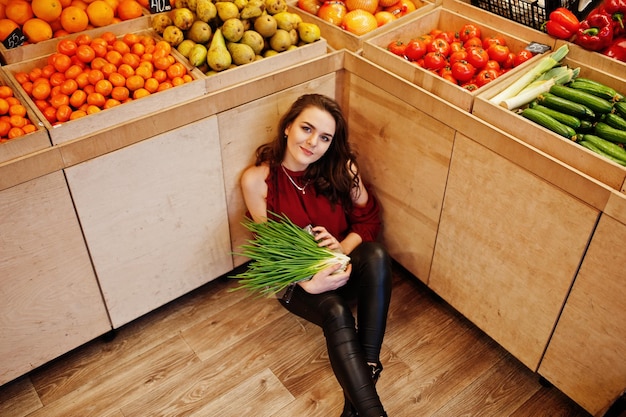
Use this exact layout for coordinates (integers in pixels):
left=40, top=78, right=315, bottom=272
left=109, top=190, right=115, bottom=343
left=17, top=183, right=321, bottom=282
left=90, top=56, right=107, bottom=70
left=94, top=78, right=112, bottom=95
left=75, top=71, right=89, bottom=88
left=345, top=0, right=378, bottom=13
left=86, top=104, right=100, bottom=114
left=42, top=106, right=57, bottom=123
left=41, top=64, right=56, bottom=78
left=0, top=97, right=8, bottom=114
left=152, top=69, right=167, bottom=83
left=59, top=78, right=78, bottom=95
left=103, top=0, right=118, bottom=13
left=9, top=114, right=27, bottom=127
left=69, top=89, right=86, bottom=107
left=130, top=42, right=144, bottom=56
left=31, top=0, right=63, bottom=22
left=0, top=17, right=19, bottom=41
left=74, top=33, right=91, bottom=45
left=22, top=18, right=53, bottom=43
left=86, top=91, right=105, bottom=107
left=112, top=39, right=130, bottom=55
left=76, top=44, right=95, bottom=63
left=87, top=68, right=104, bottom=84
left=117, top=62, right=134, bottom=78
left=383, top=0, right=414, bottom=16
left=105, top=49, right=123, bottom=66
left=103, top=97, right=121, bottom=109
left=86, top=0, right=113, bottom=27
left=5, top=0, right=34, bottom=25
left=125, top=74, right=143, bottom=91
left=28, top=67, right=43, bottom=82
left=122, top=32, right=139, bottom=46
left=49, top=71, right=66, bottom=86
left=23, top=123, right=37, bottom=134
left=7, top=126, right=25, bottom=138
left=132, top=87, right=149, bottom=99
left=50, top=52, right=72, bottom=72
left=100, top=62, right=116, bottom=77
left=70, top=0, right=88, bottom=9
left=0, top=120, right=10, bottom=136
left=143, top=77, right=158, bottom=93
left=49, top=93, right=70, bottom=109
left=108, top=72, right=125, bottom=87
left=153, top=56, right=171, bottom=71
left=166, top=62, right=185, bottom=79
left=31, top=81, right=51, bottom=100
left=110, top=85, right=128, bottom=100
left=121, top=52, right=140, bottom=68
left=69, top=109, right=87, bottom=119
left=134, top=64, right=151, bottom=79
left=0, top=85, right=13, bottom=99
left=341, top=9, right=377, bottom=35
left=33, top=99, right=48, bottom=111
left=60, top=5, right=88, bottom=32
left=374, top=10, right=396, bottom=26
left=0, top=4, right=5, bottom=19
left=171, top=76, right=184, bottom=86
left=136, top=0, right=147, bottom=8
left=117, top=0, right=142, bottom=20
left=157, top=81, right=172, bottom=91
left=55, top=104, right=72, bottom=121
left=316, top=1, right=346, bottom=26
left=58, top=0, right=72, bottom=7
left=64, top=63, right=83, bottom=79
left=9, top=103, right=26, bottom=117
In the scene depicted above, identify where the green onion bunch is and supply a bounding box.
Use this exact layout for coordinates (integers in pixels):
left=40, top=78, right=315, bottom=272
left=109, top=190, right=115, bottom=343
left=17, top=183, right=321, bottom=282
left=230, top=213, right=351, bottom=296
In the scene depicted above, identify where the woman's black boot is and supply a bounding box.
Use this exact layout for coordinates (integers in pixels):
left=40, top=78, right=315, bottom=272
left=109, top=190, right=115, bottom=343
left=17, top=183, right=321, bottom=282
left=340, top=395, right=358, bottom=417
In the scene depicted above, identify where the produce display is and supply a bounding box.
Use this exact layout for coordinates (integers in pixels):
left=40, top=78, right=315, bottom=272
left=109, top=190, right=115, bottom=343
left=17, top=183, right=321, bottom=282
left=151, top=0, right=322, bottom=74
left=297, top=0, right=426, bottom=36
left=385, top=23, right=536, bottom=90
left=0, top=0, right=146, bottom=46
left=0, top=84, right=38, bottom=142
left=490, top=45, right=626, bottom=167
left=543, top=1, right=626, bottom=62
left=10, top=31, right=195, bottom=125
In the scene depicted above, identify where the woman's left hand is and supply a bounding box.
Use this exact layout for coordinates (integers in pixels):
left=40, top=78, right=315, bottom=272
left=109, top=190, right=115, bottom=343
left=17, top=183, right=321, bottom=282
left=312, top=226, right=343, bottom=253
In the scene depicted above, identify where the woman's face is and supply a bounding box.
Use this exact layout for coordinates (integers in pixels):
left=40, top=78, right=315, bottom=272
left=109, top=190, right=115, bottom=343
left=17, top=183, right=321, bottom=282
left=282, top=106, right=336, bottom=171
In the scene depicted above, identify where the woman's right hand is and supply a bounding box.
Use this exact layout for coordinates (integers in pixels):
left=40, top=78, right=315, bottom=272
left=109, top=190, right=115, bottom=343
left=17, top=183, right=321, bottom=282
left=299, top=263, right=352, bottom=294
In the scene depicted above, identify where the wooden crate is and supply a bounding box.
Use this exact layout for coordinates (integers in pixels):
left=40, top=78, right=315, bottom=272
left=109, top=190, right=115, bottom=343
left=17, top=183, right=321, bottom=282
left=287, top=0, right=437, bottom=52
left=473, top=57, right=626, bottom=192
left=0, top=69, right=50, bottom=164
left=2, top=32, right=206, bottom=146
left=555, top=40, right=626, bottom=82
left=361, top=7, right=546, bottom=112
left=0, top=15, right=152, bottom=65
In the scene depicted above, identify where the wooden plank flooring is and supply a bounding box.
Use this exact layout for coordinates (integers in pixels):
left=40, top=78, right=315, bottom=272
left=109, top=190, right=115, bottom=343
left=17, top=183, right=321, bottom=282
left=0, top=262, right=595, bottom=417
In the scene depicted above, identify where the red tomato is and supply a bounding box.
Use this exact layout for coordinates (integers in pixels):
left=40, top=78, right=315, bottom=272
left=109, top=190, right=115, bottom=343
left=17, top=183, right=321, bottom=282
left=450, top=41, right=464, bottom=53
left=475, top=68, right=499, bottom=87
left=449, top=49, right=468, bottom=65
left=423, top=52, right=447, bottom=70
left=459, top=23, right=481, bottom=42
left=463, top=36, right=483, bottom=49
left=436, top=30, right=459, bottom=44
left=451, top=60, right=476, bottom=82
left=404, top=38, right=427, bottom=62
left=387, top=40, right=407, bottom=57
left=462, top=82, right=479, bottom=91
left=482, top=35, right=506, bottom=50
left=487, top=44, right=510, bottom=63
left=514, top=49, right=534, bottom=67
left=502, top=52, right=517, bottom=69
left=484, top=59, right=501, bottom=73
left=427, top=38, right=451, bottom=57
left=466, top=47, right=489, bottom=69
left=439, top=65, right=457, bottom=84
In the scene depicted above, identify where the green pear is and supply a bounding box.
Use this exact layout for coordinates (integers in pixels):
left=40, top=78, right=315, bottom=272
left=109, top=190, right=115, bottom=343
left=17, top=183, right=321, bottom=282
left=207, top=28, right=232, bottom=72
left=227, top=42, right=255, bottom=65
left=221, top=18, right=244, bottom=42
left=240, top=30, right=264, bottom=55
left=176, top=39, right=197, bottom=57
left=269, top=28, right=291, bottom=52
left=196, top=0, right=217, bottom=22
left=297, top=22, right=320, bottom=43
left=188, top=43, right=208, bottom=67
left=273, top=11, right=297, bottom=31
left=187, top=20, right=212, bottom=43
left=240, top=3, right=262, bottom=18
left=253, top=14, right=277, bottom=37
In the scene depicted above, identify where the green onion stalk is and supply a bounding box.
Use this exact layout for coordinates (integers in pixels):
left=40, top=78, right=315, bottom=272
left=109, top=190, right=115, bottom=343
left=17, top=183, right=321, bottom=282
left=230, top=213, right=351, bottom=296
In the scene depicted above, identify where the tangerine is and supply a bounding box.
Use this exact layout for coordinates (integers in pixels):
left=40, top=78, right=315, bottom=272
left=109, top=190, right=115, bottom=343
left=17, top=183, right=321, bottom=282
left=86, top=104, right=100, bottom=114
left=0, top=85, right=13, bottom=99
left=0, top=120, right=11, bottom=136
left=59, top=78, right=78, bottom=95
left=76, top=44, right=96, bottom=62
left=42, top=106, right=57, bottom=123
left=86, top=0, right=113, bottom=27
left=5, top=0, right=34, bottom=25
left=108, top=72, right=125, bottom=87
left=31, top=82, right=51, bottom=100
left=143, top=77, right=158, bottom=92
left=50, top=52, right=72, bottom=72
left=100, top=62, right=117, bottom=77
left=0, top=98, right=9, bottom=114
left=132, top=87, right=149, bottom=99
left=0, top=18, right=19, bottom=41
left=69, top=89, right=87, bottom=107
left=166, top=62, right=185, bottom=79
left=49, top=93, right=70, bottom=108
left=9, top=103, right=26, bottom=117
left=117, top=0, right=142, bottom=20
left=49, top=72, right=66, bottom=86
left=31, top=0, right=62, bottom=22
left=87, top=68, right=104, bottom=84
left=86, top=91, right=105, bottom=107
left=117, top=63, right=134, bottom=78
left=341, top=9, right=377, bottom=35
left=8, top=126, right=25, bottom=138
left=9, top=114, right=27, bottom=127
left=23, top=124, right=37, bottom=134
left=56, top=104, right=72, bottom=121
left=105, top=49, right=123, bottom=66
left=94, top=78, right=112, bottom=95
left=125, top=74, right=143, bottom=90
left=110, top=85, right=128, bottom=100
left=69, top=109, right=87, bottom=119
left=57, top=38, right=78, bottom=55
left=64, top=63, right=83, bottom=79
left=103, top=98, right=121, bottom=109
left=100, top=30, right=116, bottom=44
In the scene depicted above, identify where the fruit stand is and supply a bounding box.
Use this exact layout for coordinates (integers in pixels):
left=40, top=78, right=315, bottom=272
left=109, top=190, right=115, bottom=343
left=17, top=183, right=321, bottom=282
left=0, top=0, right=625, bottom=415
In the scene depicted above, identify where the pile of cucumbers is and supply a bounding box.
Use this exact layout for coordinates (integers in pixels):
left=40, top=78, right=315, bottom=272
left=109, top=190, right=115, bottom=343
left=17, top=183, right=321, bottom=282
left=520, top=78, right=626, bottom=167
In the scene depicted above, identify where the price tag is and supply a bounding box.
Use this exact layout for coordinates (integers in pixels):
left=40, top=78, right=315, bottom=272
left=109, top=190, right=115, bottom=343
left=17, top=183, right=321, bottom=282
left=149, top=0, right=172, bottom=13
left=2, top=28, right=26, bottom=50
left=526, top=42, right=552, bottom=54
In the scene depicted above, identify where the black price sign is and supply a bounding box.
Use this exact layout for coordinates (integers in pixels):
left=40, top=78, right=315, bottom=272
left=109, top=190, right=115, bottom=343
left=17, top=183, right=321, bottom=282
left=2, top=28, right=26, bottom=49
left=526, top=42, right=552, bottom=54
left=150, top=0, right=172, bottom=13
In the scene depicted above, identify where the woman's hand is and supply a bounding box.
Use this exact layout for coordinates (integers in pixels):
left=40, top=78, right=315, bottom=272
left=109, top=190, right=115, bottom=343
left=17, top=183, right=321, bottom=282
left=312, top=226, right=343, bottom=253
left=299, top=263, right=352, bottom=294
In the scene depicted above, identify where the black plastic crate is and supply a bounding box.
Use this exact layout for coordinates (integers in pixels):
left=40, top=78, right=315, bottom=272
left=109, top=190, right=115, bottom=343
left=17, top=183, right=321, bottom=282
left=470, top=0, right=577, bottom=30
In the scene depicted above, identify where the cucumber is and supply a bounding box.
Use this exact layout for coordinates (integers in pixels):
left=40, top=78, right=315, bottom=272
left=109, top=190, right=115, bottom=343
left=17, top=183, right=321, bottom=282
left=595, top=122, right=626, bottom=144
left=521, top=108, right=577, bottom=139
left=537, top=93, right=596, bottom=119
left=579, top=120, right=594, bottom=131
left=528, top=102, right=581, bottom=129
left=579, top=140, right=626, bottom=167
left=569, top=79, right=624, bottom=102
left=603, top=113, right=626, bottom=131
left=550, top=84, right=613, bottom=115
left=581, top=134, right=626, bottom=164
left=614, top=102, right=626, bottom=119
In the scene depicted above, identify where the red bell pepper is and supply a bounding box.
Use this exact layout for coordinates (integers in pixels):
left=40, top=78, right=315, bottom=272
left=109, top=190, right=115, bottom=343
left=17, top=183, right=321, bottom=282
left=544, top=7, right=580, bottom=39
left=604, top=0, right=626, bottom=35
left=603, top=36, right=626, bottom=61
left=575, top=9, right=615, bottom=50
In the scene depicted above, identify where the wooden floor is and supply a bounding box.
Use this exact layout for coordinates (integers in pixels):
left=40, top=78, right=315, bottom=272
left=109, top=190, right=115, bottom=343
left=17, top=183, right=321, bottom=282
left=0, top=262, right=595, bottom=417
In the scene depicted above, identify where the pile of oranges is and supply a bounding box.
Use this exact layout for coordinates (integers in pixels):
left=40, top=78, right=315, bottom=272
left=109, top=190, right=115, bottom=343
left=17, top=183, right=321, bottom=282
left=0, top=84, right=37, bottom=142
left=0, top=0, right=146, bottom=45
left=12, top=31, right=194, bottom=125
left=298, top=0, right=422, bottom=36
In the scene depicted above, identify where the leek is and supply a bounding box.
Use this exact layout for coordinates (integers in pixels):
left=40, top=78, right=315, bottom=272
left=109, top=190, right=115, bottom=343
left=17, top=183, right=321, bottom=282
left=500, top=66, right=578, bottom=110
left=489, top=44, right=569, bottom=106
left=230, top=213, right=350, bottom=296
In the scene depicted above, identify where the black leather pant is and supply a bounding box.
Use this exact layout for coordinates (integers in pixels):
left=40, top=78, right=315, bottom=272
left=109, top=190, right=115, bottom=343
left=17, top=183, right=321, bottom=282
left=278, top=241, right=392, bottom=417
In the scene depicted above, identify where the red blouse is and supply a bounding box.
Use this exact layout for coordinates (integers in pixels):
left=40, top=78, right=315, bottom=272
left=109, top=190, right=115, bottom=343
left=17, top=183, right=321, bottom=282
left=265, top=165, right=382, bottom=242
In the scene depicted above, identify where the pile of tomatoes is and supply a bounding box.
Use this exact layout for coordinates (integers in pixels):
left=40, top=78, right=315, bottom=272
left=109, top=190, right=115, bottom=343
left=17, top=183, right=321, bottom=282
left=386, top=23, right=535, bottom=90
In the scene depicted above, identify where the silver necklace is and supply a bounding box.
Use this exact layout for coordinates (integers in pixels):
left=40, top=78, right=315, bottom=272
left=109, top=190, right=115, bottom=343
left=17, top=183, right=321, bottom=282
left=281, top=165, right=310, bottom=194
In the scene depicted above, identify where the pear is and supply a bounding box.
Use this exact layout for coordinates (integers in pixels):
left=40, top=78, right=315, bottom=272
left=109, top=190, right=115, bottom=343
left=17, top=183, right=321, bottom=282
left=263, top=49, right=279, bottom=57
left=216, top=1, right=240, bottom=20
left=196, top=0, right=217, bottom=22
left=288, top=28, right=298, bottom=45
left=234, top=0, right=247, bottom=9
left=188, top=43, right=208, bottom=67
left=162, top=25, right=185, bottom=46
left=187, top=20, right=212, bottom=43
left=177, top=39, right=197, bottom=57
left=273, top=11, right=297, bottom=31
left=170, top=7, right=195, bottom=30
left=207, top=28, right=232, bottom=72
left=269, top=28, right=292, bottom=52
left=265, top=0, right=287, bottom=14
left=240, top=30, right=264, bottom=55
left=151, top=13, right=173, bottom=34
left=221, top=18, right=244, bottom=42
left=253, top=14, right=277, bottom=37
left=186, top=0, right=197, bottom=11
left=240, top=4, right=262, bottom=18
left=297, top=22, right=320, bottom=43
left=227, top=42, right=255, bottom=65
